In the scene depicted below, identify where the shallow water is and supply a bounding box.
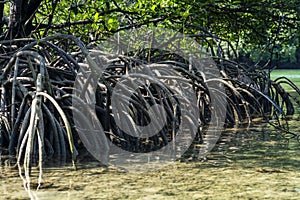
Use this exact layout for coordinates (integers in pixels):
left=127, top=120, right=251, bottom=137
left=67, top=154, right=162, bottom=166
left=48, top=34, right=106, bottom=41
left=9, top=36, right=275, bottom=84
left=1, top=121, right=300, bottom=200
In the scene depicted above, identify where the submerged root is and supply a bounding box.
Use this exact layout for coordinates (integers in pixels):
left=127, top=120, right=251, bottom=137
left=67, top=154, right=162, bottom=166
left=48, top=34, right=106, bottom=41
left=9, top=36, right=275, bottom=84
left=0, top=34, right=299, bottom=189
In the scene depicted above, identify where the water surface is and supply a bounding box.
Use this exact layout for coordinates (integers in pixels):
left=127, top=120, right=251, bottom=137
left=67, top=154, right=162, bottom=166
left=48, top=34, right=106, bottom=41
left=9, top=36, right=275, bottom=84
left=1, top=121, right=299, bottom=200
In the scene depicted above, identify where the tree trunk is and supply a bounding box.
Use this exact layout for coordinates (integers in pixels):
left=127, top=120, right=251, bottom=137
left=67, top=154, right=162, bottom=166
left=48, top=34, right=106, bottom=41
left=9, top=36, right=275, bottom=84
left=3, top=0, right=43, bottom=39
left=0, top=2, right=4, bottom=35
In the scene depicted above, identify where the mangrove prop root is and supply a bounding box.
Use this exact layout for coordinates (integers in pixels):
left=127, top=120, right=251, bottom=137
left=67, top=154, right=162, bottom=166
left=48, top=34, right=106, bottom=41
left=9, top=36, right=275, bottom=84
left=0, top=34, right=299, bottom=189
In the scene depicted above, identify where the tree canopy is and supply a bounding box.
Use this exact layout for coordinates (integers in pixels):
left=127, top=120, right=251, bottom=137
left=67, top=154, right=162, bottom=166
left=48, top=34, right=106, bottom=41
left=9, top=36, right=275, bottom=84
left=1, top=0, right=299, bottom=66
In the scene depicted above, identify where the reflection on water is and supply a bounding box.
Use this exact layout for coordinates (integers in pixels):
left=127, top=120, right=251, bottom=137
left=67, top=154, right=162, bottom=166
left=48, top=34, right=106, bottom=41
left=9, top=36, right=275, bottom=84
left=1, top=120, right=300, bottom=199
left=211, top=124, right=300, bottom=169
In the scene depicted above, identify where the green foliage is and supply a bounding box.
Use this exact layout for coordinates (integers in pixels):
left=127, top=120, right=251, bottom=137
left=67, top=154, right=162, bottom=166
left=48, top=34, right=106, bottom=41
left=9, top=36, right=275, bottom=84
left=0, top=0, right=299, bottom=66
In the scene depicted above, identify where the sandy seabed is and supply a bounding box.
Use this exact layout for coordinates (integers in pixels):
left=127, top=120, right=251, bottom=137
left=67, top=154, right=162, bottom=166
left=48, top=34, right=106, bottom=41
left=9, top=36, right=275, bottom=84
left=1, top=159, right=300, bottom=200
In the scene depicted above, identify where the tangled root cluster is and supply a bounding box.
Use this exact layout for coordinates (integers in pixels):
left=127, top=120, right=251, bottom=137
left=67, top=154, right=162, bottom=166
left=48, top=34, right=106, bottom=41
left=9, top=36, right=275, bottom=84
left=0, top=34, right=299, bottom=189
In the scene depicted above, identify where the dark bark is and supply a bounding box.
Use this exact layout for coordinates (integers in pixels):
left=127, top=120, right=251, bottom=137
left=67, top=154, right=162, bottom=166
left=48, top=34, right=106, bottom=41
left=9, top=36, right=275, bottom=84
left=2, top=0, right=43, bottom=39
left=0, top=2, right=4, bottom=35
